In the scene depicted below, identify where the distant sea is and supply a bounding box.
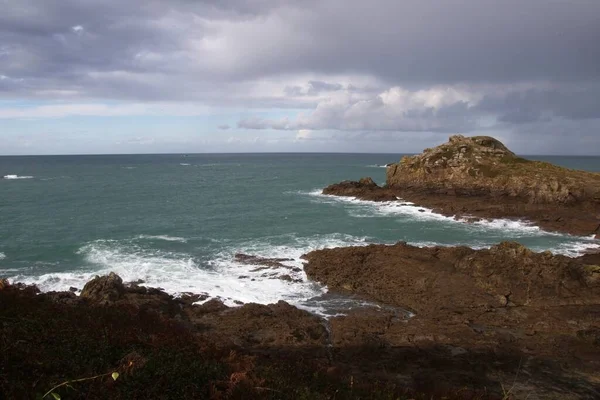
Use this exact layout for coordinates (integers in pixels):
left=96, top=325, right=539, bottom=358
left=1, top=154, right=599, bottom=315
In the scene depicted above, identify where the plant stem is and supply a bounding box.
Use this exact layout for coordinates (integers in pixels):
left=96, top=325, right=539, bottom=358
left=42, top=372, right=112, bottom=398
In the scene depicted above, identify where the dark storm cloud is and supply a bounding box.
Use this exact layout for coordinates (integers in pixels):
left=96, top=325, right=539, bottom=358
left=477, top=86, right=600, bottom=124
left=2, top=0, right=599, bottom=96
left=1, top=0, right=600, bottom=153
left=210, top=0, right=600, bottom=85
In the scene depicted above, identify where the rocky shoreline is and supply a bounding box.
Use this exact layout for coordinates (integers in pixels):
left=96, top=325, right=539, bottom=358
left=3, top=241, right=600, bottom=398
left=3, top=135, right=600, bottom=398
left=323, top=178, right=600, bottom=238
left=324, top=135, right=600, bottom=237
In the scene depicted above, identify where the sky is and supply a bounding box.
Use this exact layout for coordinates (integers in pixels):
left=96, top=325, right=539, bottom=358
left=1, top=0, right=599, bottom=155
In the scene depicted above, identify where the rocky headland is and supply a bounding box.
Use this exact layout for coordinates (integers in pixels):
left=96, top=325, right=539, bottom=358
left=323, top=135, right=600, bottom=237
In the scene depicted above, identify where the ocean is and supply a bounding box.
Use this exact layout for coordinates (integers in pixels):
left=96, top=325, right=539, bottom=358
left=1, top=153, right=599, bottom=315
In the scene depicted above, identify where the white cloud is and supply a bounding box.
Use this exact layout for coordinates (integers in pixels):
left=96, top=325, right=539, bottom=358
left=0, top=103, right=212, bottom=118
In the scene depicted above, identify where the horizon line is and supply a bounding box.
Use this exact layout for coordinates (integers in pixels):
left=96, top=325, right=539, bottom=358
left=2, top=151, right=600, bottom=157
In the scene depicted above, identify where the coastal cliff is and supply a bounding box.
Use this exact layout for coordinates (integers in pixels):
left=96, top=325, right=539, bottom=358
left=323, top=135, right=600, bottom=236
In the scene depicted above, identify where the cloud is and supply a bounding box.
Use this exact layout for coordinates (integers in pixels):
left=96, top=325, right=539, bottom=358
left=237, top=86, right=482, bottom=132
left=238, top=116, right=291, bottom=130
left=2, top=0, right=599, bottom=102
left=1, top=0, right=599, bottom=154
left=237, top=83, right=600, bottom=135
left=217, top=123, right=231, bottom=130
left=0, top=103, right=212, bottom=118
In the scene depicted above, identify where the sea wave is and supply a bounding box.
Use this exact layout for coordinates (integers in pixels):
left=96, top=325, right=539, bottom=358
left=135, top=235, right=188, bottom=243
left=366, top=164, right=388, bottom=168
left=208, top=233, right=378, bottom=315
left=0, top=252, right=6, bottom=261
left=3, top=175, right=34, bottom=180
left=179, top=163, right=191, bottom=166
left=8, top=233, right=378, bottom=316
left=304, top=190, right=558, bottom=236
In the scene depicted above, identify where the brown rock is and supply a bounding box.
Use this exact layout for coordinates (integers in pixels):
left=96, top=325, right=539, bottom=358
left=386, top=134, right=600, bottom=207
left=322, top=179, right=398, bottom=202
left=303, top=241, right=600, bottom=314
left=80, top=272, right=125, bottom=303
left=234, top=253, right=294, bottom=269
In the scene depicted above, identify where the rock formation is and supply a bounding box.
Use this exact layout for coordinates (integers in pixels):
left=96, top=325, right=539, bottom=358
left=323, top=135, right=600, bottom=236
left=386, top=134, right=600, bottom=205
left=303, top=241, right=600, bottom=398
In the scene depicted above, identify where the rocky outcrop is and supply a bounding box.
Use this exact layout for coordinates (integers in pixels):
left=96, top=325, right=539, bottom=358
left=322, top=135, right=600, bottom=236
left=4, top=262, right=600, bottom=398
left=303, top=241, right=600, bottom=314
left=303, top=242, right=600, bottom=398
left=386, top=134, right=600, bottom=205
left=234, top=253, right=294, bottom=269
left=322, top=178, right=398, bottom=201
left=81, top=272, right=125, bottom=303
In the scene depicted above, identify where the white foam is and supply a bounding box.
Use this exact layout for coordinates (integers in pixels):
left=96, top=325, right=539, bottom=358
left=366, top=164, right=388, bottom=168
left=305, top=190, right=457, bottom=223
left=3, top=175, right=34, bottom=180
left=304, top=189, right=559, bottom=236
left=543, top=240, right=600, bottom=257
left=409, top=236, right=600, bottom=257
left=9, top=233, right=373, bottom=316
left=0, top=252, right=5, bottom=260
left=135, top=235, right=188, bottom=243
left=207, top=233, right=373, bottom=313
left=179, top=163, right=191, bottom=166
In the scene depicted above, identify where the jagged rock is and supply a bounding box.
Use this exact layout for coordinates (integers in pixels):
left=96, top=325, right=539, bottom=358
left=234, top=253, right=294, bottom=269
left=80, top=272, right=125, bottom=303
left=358, top=177, right=376, bottom=186
left=322, top=179, right=398, bottom=201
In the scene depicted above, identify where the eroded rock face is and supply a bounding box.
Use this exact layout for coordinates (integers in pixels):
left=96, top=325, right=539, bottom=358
left=386, top=134, right=600, bottom=205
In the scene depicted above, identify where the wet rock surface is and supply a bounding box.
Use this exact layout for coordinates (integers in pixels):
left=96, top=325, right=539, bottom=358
left=322, top=178, right=398, bottom=202
left=234, top=253, right=295, bottom=269
left=303, top=241, right=600, bottom=399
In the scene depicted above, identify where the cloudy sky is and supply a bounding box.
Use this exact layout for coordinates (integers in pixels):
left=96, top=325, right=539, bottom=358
left=1, top=0, right=599, bottom=155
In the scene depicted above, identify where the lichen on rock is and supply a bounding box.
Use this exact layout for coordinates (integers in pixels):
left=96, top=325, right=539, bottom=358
left=386, top=134, right=600, bottom=205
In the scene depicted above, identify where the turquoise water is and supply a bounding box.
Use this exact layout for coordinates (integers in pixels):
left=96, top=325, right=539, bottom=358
left=1, top=154, right=599, bottom=313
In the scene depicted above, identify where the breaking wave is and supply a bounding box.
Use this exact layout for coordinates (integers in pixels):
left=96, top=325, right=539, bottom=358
left=3, top=175, right=34, bottom=180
